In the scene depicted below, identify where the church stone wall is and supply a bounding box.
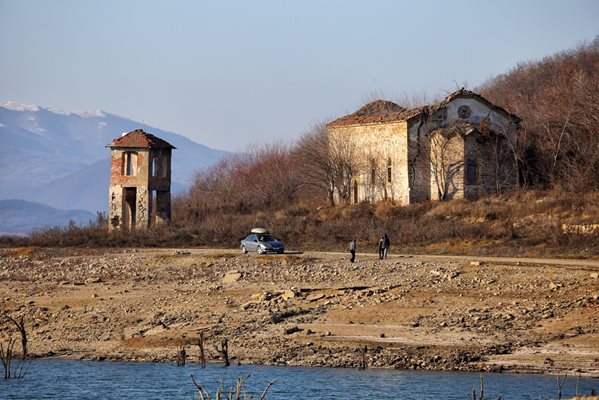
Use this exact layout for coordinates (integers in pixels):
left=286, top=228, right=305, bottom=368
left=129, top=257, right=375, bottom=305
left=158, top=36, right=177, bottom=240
left=329, top=121, right=410, bottom=205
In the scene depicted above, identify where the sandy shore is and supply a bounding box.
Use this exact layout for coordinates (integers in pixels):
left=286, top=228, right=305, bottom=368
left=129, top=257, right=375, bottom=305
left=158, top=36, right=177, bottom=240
left=1, top=247, right=598, bottom=376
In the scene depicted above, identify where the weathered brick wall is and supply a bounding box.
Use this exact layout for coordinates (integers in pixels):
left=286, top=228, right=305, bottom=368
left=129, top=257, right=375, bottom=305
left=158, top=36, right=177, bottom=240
left=108, top=148, right=172, bottom=231
left=109, top=149, right=151, bottom=186
left=148, top=149, right=172, bottom=191
left=329, top=121, right=410, bottom=205
left=108, top=186, right=123, bottom=230
left=109, top=149, right=152, bottom=230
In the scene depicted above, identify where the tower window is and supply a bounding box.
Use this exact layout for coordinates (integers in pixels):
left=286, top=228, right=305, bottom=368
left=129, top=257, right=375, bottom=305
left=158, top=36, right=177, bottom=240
left=387, top=158, right=392, bottom=183
left=123, top=152, right=138, bottom=176
left=152, top=157, right=159, bottom=177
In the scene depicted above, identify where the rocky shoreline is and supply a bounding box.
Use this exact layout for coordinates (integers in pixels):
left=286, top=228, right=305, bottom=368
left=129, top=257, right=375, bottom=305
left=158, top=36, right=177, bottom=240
left=1, top=248, right=598, bottom=377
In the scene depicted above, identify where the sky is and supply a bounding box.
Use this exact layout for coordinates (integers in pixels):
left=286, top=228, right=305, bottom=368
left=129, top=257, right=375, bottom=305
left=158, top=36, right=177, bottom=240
left=1, top=0, right=598, bottom=152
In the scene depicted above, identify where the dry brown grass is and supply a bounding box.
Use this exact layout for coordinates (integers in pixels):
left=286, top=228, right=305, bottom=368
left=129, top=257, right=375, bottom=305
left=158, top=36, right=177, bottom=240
left=4, top=191, right=598, bottom=258
left=8, top=247, right=40, bottom=257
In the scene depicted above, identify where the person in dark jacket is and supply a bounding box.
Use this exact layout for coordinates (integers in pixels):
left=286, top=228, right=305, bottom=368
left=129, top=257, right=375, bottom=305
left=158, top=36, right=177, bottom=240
left=382, top=233, right=390, bottom=259
left=349, top=238, right=357, bottom=262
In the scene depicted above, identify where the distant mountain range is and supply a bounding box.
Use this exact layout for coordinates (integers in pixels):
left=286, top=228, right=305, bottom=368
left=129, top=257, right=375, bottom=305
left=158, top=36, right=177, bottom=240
left=0, top=199, right=97, bottom=235
left=0, top=101, right=230, bottom=234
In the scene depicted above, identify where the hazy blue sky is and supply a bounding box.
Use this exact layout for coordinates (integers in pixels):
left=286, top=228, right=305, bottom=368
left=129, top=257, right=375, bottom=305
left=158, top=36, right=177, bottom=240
left=1, top=0, right=597, bottom=151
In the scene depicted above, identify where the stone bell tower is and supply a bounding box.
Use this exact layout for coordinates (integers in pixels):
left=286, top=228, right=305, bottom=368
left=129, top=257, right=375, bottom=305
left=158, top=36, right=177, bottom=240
left=106, top=129, right=176, bottom=231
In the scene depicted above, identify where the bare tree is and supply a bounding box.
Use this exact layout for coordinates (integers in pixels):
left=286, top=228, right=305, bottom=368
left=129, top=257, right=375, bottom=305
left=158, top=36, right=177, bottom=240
left=479, top=40, right=599, bottom=193
left=296, top=122, right=359, bottom=205
left=5, top=315, right=27, bottom=359
left=0, top=314, right=30, bottom=379
left=296, top=123, right=339, bottom=206
left=329, top=132, right=359, bottom=204
left=556, top=373, right=568, bottom=400
left=244, top=143, right=301, bottom=208
left=429, top=128, right=464, bottom=201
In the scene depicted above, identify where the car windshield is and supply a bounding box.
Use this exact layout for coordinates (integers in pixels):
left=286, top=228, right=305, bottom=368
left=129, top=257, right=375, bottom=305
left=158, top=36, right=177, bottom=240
left=257, top=234, right=276, bottom=242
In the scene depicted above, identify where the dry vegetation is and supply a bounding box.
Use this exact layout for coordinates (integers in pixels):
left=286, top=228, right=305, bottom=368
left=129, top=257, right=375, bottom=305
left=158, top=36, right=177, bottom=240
left=2, top=40, right=598, bottom=258
left=4, top=191, right=597, bottom=260
left=479, top=38, right=599, bottom=193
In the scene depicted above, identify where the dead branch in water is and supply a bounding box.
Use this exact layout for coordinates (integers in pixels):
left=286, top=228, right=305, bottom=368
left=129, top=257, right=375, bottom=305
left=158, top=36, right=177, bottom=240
left=191, top=373, right=276, bottom=400
left=198, top=331, right=206, bottom=368
left=214, top=338, right=230, bottom=367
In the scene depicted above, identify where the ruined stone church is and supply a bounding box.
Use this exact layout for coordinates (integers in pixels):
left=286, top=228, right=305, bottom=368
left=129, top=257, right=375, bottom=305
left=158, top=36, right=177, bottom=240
left=327, top=89, right=521, bottom=205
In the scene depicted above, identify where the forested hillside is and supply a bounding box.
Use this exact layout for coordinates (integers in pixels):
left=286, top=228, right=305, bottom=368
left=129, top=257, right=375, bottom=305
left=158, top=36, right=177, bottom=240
left=479, top=38, right=599, bottom=192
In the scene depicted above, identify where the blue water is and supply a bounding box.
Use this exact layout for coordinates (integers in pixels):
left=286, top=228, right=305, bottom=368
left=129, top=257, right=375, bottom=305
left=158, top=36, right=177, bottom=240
left=0, top=360, right=597, bottom=399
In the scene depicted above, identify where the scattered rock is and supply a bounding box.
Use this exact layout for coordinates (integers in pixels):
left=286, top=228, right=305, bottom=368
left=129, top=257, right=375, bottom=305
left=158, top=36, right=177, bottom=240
left=222, top=270, right=242, bottom=283
left=306, top=293, right=325, bottom=302
left=1, top=247, right=596, bottom=374
left=284, top=326, right=301, bottom=335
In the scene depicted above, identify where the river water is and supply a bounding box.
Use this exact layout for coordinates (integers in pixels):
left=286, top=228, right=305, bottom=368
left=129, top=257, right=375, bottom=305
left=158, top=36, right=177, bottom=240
left=0, top=360, right=597, bottom=399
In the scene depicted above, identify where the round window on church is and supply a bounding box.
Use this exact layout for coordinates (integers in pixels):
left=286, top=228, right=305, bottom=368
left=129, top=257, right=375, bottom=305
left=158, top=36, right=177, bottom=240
left=458, top=105, right=471, bottom=119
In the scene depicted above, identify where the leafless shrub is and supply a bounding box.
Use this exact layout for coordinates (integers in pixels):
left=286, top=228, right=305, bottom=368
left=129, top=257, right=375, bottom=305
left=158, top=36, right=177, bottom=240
left=191, top=374, right=275, bottom=400
left=4, top=315, right=27, bottom=359
left=0, top=314, right=30, bottom=379
left=480, top=40, right=599, bottom=193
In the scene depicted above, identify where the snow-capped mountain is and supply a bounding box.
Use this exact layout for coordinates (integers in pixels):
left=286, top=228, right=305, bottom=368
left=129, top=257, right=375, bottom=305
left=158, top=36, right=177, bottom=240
left=0, top=101, right=230, bottom=225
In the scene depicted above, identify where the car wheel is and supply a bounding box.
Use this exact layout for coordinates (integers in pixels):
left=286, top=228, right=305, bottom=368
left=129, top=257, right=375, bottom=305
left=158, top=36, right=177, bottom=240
left=241, top=245, right=248, bottom=254
left=257, top=246, right=264, bottom=255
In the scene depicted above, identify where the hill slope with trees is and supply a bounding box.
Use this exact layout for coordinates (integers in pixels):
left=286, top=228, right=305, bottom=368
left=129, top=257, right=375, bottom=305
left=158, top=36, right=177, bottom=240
left=4, top=39, right=599, bottom=256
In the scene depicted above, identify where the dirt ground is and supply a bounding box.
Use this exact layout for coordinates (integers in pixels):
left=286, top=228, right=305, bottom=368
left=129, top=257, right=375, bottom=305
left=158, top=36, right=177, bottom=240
left=1, top=247, right=598, bottom=377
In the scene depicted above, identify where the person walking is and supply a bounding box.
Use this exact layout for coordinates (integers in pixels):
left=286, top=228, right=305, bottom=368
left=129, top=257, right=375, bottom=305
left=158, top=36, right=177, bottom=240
left=382, top=233, right=390, bottom=259
left=349, top=238, right=357, bottom=263
left=378, top=235, right=385, bottom=259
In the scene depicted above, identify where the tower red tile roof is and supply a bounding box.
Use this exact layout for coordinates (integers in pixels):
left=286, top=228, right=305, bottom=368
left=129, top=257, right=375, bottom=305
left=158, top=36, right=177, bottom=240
left=107, top=129, right=176, bottom=149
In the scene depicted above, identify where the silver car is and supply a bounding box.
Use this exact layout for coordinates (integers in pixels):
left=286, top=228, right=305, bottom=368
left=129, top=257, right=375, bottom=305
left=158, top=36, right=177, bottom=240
left=240, top=233, right=285, bottom=254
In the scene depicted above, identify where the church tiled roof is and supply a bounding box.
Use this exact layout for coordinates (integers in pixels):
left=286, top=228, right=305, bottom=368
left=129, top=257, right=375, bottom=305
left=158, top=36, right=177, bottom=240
left=328, top=100, right=423, bottom=127
left=107, top=129, right=176, bottom=149
left=327, top=89, right=520, bottom=127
